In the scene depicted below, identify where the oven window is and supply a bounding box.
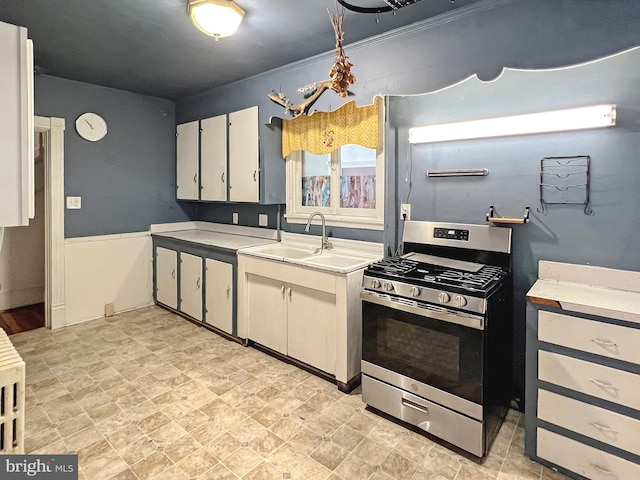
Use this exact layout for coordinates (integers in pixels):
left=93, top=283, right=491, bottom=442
left=382, top=317, right=460, bottom=384
left=362, top=302, right=483, bottom=404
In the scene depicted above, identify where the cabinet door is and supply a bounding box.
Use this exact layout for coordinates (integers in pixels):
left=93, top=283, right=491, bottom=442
left=176, top=121, right=199, bottom=200
left=201, top=114, right=227, bottom=201
left=247, top=274, right=287, bottom=354
left=205, top=258, right=233, bottom=334
left=0, top=22, right=33, bottom=226
left=155, top=247, right=177, bottom=309
left=180, top=252, right=203, bottom=321
left=288, top=285, right=337, bottom=374
left=229, top=106, right=259, bottom=203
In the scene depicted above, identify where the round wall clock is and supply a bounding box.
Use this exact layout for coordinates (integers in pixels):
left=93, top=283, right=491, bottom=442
left=75, top=112, right=108, bottom=141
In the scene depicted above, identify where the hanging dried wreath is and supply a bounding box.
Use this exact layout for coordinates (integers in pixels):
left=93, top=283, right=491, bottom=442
left=268, top=8, right=356, bottom=117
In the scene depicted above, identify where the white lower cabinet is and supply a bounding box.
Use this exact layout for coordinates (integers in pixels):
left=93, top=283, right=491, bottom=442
left=155, top=247, right=177, bottom=309
left=205, top=258, right=233, bottom=334
left=180, top=253, right=203, bottom=321
left=246, top=274, right=288, bottom=355
left=238, top=254, right=365, bottom=389
left=287, top=284, right=336, bottom=375
left=245, top=273, right=337, bottom=372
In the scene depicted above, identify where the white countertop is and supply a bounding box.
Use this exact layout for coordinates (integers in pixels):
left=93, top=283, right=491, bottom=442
left=527, top=260, right=640, bottom=325
left=151, top=221, right=277, bottom=251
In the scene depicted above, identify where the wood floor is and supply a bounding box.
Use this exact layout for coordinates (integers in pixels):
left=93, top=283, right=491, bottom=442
left=0, top=303, right=45, bottom=335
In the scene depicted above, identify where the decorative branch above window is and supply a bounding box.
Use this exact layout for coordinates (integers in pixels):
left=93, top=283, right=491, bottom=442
left=282, top=96, right=382, bottom=158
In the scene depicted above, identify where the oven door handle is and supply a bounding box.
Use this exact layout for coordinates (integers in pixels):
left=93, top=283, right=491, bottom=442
left=360, top=291, right=485, bottom=330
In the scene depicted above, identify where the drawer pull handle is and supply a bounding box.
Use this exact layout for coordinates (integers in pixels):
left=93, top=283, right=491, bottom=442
left=589, top=421, right=618, bottom=437
left=196, top=277, right=201, bottom=289
left=281, top=285, right=285, bottom=298
left=591, top=337, right=619, bottom=348
left=401, top=398, right=429, bottom=415
left=171, top=268, right=175, bottom=279
left=590, top=463, right=619, bottom=478
left=589, top=378, right=620, bottom=392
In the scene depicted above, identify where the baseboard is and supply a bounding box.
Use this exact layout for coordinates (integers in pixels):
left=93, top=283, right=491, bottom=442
left=0, top=286, right=44, bottom=311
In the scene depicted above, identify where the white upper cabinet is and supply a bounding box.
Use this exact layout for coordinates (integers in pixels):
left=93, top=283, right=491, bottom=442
left=176, top=120, right=199, bottom=200
left=200, top=114, right=227, bottom=202
left=0, top=21, right=34, bottom=226
left=229, top=106, right=259, bottom=203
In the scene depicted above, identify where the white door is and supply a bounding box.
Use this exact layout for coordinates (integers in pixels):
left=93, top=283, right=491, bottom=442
left=287, top=285, right=337, bottom=374
left=247, top=274, right=287, bottom=354
left=201, top=114, right=227, bottom=201
left=155, top=247, right=177, bottom=309
left=180, top=252, right=203, bottom=321
left=176, top=121, right=199, bottom=200
left=229, top=106, right=259, bottom=203
left=205, top=258, right=233, bottom=334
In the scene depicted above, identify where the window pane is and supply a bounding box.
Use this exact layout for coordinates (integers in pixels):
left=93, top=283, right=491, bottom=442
left=340, top=145, right=376, bottom=209
left=302, top=152, right=331, bottom=207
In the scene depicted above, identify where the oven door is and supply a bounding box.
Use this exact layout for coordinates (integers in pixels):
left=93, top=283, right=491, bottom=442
left=361, top=292, right=484, bottom=408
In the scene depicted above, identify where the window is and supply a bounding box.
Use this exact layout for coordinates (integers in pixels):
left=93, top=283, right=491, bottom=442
left=286, top=143, right=384, bottom=229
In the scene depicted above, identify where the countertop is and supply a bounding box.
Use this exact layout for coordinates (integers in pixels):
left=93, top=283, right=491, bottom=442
left=526, top=260, right=640, bottom=325
left=150, top=221, right=278, bottom=251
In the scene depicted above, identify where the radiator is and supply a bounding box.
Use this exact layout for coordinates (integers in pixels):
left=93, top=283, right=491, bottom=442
left=0, top=328, right=25, bottom=454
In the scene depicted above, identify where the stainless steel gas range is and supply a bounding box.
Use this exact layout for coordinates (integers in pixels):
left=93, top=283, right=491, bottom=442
left=360, top=221, right=513, bottom=458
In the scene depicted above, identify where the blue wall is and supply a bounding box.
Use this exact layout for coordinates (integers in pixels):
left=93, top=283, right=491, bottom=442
left=176, top=0, right=640, bottom=404
left=34, top=75, right=196, bottom=238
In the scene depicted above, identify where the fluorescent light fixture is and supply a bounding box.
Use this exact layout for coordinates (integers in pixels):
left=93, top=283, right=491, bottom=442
left=408, top=104, right=617, bottom=144
left=188, top=0, right=245, bottom=40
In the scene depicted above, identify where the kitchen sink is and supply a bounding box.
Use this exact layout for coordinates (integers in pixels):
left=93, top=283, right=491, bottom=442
left=300, top=253, right=367, bottom=269
left=254, top=245, right=316, bottom=259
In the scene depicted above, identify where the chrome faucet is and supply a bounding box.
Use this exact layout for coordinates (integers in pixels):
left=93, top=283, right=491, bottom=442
left=304, top=211, right=333, bottom=252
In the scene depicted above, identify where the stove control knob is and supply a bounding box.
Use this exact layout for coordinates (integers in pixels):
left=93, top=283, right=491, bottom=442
left=438, top=292, right=450, bottom=304
left=454, top=295, right=468, bottom=308
left=409, top=287, right=421, bottom=297
left=383, top=282, right=395, bottom=292
left=371, top=279, right=381, bottom=289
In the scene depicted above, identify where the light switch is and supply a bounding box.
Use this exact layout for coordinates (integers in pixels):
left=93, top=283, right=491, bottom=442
left=259, top=214, right=268, bottom=227
left=66, top=196, right=82, bottom=209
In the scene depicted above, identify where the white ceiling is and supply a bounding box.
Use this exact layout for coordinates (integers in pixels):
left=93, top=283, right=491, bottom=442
left=0, top=0, right=484, bottom=100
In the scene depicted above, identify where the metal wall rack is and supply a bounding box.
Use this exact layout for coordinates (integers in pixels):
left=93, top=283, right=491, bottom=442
left=538, top=155, right=592, bottom=215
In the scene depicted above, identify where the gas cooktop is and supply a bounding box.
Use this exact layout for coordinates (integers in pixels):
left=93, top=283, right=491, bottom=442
left=365, top=255, right=509, bottom=295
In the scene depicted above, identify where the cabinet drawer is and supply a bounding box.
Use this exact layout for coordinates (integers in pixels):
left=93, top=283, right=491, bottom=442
left=538, top=389, right=640, bottom=457
left=537, top=428, right=640, bottom=480
left=539, top=310, right=640, bottom=366
left=538, top=351, right=640, bottom=411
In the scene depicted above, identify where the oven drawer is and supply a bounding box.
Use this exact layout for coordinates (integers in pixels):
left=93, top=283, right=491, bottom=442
left=539, top=310, right=640, bottom=366
left=538, top=351, right=640, bottom=411
left=537, top=428, right=640, bottom=480
left=538, top=389, right=640, bottom=457
left=362, top=374, right=483, bottom=457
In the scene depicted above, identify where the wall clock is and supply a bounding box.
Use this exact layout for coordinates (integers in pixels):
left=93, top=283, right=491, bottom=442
left=75, top=112, right=108, bottom=141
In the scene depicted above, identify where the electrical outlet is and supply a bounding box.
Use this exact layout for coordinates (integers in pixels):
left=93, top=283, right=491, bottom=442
left=232, top=212, right=239, bottom=224
left=401, top=204, right=411, bottom=221
left=66, top=196, right=82, bottom=209
left=105, top=303, right=115, bottom=317
left=259, top=214, right=268, bottom=227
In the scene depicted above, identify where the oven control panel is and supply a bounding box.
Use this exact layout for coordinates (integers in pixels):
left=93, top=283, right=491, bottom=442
left=433, top=228, right=469, bottom=241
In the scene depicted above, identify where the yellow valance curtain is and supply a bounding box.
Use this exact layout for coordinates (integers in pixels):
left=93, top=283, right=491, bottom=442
left=282, top=96, right=382, bottom=158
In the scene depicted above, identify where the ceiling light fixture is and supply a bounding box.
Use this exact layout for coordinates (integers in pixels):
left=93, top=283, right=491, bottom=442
left=408, top=104, right=617, bottom=144
left=188, top=0, right=245, bottom=40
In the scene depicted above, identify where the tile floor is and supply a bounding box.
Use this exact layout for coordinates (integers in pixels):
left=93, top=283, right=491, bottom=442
left=11, top=305, right=570, bottom=480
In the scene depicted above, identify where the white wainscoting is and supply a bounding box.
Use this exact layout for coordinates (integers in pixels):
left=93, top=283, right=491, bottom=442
left=64, top=232, right=153, bottom=325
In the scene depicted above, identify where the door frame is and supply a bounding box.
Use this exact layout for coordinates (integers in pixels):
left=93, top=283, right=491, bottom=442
left=35, top=115, right=66, bottom=329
